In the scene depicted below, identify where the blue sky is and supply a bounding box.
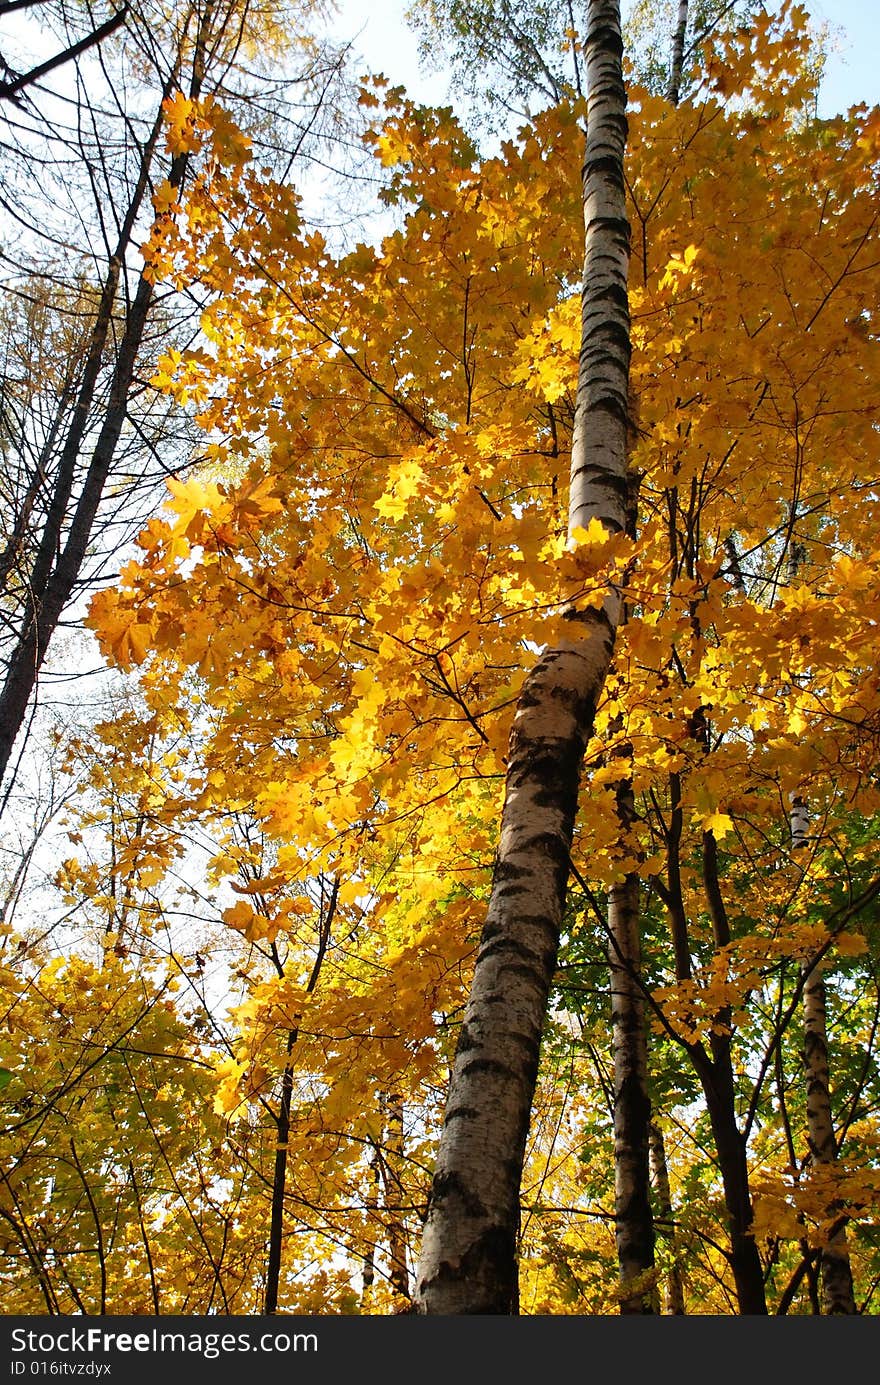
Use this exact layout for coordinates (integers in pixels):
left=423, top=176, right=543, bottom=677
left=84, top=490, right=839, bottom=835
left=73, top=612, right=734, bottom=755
left=806, top=0, right=880, bottom=114
left=338, top=1, right=880, bottom=117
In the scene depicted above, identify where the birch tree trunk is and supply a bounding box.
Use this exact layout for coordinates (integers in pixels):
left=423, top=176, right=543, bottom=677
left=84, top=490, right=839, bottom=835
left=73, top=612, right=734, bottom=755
left=414, top=0, right=632, bottom=1314
left=802, top=966, right=857, bottom=1314
left=786, top=534, right=855, bottom=1314
left=383, top=1097, right=411, bottom=1302
left=667, top=0, right=690, bottom=104
left=599, top=0, right=703, bottom=1305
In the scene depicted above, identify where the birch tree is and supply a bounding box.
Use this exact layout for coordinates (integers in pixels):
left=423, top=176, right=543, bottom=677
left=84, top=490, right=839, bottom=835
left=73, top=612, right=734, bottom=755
left=414, top=0, right=633, bottom=1314
left=801, top=966, right=857, bottom=1313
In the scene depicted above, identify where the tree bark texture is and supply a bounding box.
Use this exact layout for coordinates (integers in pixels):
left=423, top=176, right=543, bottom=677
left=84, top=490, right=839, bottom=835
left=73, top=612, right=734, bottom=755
left=414, top=0, right=631, bottom=1314
left=608, top=784, right=656, bottom=1312
left=667, top=0, right=689, bottom=105
left=648, top=1121, right=686, bottom=1314
left=803, top=966, right=856, bottom=1314
left=698, top=1042, right=768, bottom=1313
left=666, top=768, right=766, bottom=1312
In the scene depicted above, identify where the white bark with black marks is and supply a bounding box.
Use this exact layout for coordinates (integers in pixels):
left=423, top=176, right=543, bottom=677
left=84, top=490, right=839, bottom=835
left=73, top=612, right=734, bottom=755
left=414, top=0, right=631, bottom=1315
left=803, top=967, right=856, bottom=1314
left=668, top=0, right=689, bottom=105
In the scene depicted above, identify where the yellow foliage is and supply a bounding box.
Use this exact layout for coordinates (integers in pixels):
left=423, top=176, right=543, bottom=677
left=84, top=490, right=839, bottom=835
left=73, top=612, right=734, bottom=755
left=68, top=1, right=880, bottom=1315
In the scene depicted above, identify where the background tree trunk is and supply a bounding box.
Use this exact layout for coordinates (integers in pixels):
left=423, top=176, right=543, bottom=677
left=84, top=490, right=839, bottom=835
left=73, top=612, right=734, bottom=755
left=667, top=0, right=690, bottom=103
left=607, top=784, right=656, bottom=1312
left=803, top=966, right=857, bottom=1314
left=649, top=1120, right=686, bottom=1313
left=383, top=1097, right=411, bottom=1302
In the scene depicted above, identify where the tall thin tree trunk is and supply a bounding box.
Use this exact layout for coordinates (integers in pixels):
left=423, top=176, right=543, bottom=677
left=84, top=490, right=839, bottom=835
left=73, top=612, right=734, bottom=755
left=786, top=527, right=855, bottom=1313
left=648, top=1120, right=685, bottom=1313
left=697, top=759, right=767, bottom=1312
left=0, top=374, right=78, bottom=598
left=264, top=876, right=336, bottom=1315
left=698, top=1044, right=767, bottom=1313
left=361, top=1147, right=380, bottom=1307
left=666, top=795, right=767, bottom=1313
left=802, top=966, right=856, bottom=1314
left=384, top=1096, right=410, bottom=1302
left=703, top=886, right=767, bottom=1309
left=602, top=450, right=655, bottom=1310
left=0, top=260, right=158, bottom=782
left=414, top=0, right=632, bottom=1314
left=608, top=781, right=655, bottom=1312
left=667, top=0, right=689, bottom=104
left=264, top=1028, right=296, bottom=1316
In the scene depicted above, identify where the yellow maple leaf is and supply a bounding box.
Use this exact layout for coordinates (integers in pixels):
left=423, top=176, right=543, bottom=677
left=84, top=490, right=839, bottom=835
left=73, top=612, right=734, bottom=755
left=703, top=810, right=734, bottom=840
left=835, top=930, right=868, bottom=957
left=152, top=180, right=179, bottom=215
left=374, top=456, right=426, bottom=521
left=163, top=92, right=198, bottom=156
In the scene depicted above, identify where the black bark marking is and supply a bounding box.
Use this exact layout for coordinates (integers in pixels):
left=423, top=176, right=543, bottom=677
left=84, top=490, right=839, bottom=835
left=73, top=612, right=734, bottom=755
left=443, top=1105, right=480, bottom=1126
left=428, top=1171, right=487, bottom=1220
left=420, top=1223, right=517, bottom=1315
left=460, top=1057, right=519, bottom=1082
left=478, top=932, right=545, bottom=963
left=492, top=860, right=531, bottom=882
left=586, top=23, right=624, bottom=58
left=456, top=1023, right=479, bottom=1053
left=507, top=750, right=582, bottom=800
